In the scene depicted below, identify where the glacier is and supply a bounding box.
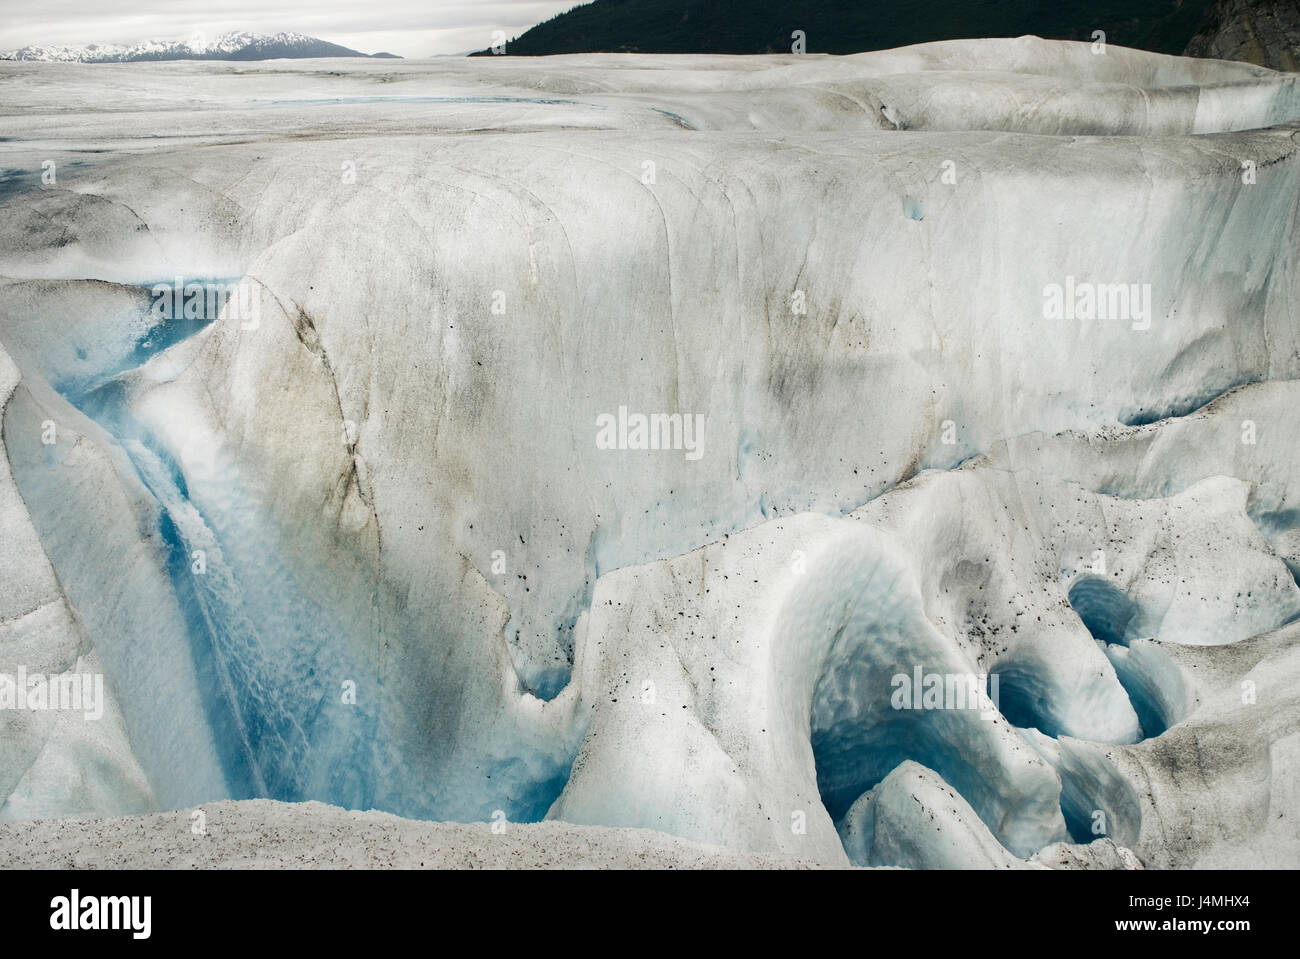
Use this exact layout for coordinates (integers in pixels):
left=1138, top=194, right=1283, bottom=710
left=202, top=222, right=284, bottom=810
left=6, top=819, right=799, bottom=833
left=0, top=36, right=1298, bottom=868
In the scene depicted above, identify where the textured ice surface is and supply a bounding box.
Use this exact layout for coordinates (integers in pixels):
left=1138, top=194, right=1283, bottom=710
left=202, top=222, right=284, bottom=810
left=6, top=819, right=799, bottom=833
left=0, top=799, right=828, bottom=869
left=0, top=37, right=1298, bottom=867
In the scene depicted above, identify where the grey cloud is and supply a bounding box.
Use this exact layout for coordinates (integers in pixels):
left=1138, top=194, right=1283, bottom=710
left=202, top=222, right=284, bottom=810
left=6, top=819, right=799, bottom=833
left=1, top=0, right=576, bottom=57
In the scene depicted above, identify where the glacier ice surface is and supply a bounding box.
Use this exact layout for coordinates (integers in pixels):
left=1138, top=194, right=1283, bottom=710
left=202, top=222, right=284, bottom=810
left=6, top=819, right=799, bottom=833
left=0, top=37, right=1298, bottom=867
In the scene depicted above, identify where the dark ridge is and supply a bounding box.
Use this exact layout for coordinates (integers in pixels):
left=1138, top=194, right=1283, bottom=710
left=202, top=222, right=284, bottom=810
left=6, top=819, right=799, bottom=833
left=474, top=0, right=1216, bottom=57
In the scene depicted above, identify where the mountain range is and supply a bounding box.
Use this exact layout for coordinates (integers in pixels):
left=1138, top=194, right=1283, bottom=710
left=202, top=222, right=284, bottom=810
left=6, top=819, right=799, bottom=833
left=1, top=31, right=399, bottom=62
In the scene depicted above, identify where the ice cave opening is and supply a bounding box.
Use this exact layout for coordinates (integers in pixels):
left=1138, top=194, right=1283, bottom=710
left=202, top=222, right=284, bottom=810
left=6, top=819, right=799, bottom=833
left=1066, top=575, right=1138, bottom=647
left=984, top=661, right=1069, bottom=739
left=1065, top=575, right=1182, bottom=740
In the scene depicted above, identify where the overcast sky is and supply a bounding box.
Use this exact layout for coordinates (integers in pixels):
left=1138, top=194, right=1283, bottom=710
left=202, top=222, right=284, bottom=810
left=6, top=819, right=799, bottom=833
left=0, top=0, right=581, bottom=57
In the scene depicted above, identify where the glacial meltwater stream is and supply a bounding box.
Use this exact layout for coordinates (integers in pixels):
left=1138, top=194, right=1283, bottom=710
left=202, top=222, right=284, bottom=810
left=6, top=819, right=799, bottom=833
left=52, top=284, right=397, bottom=811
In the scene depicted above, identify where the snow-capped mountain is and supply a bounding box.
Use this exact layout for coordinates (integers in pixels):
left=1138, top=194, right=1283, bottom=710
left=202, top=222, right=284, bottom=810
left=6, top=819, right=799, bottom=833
left=1, top=31, right=399, bottom=62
